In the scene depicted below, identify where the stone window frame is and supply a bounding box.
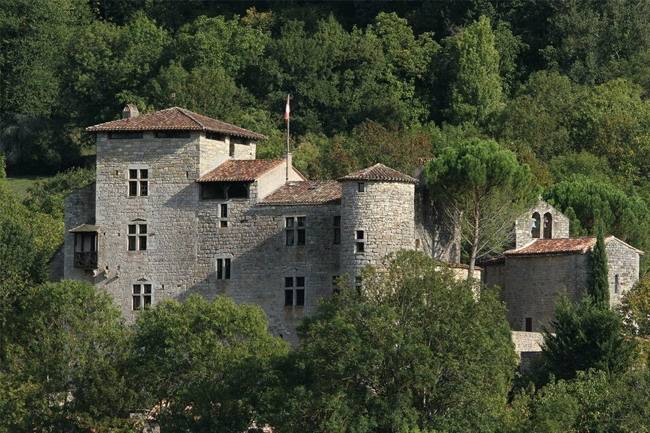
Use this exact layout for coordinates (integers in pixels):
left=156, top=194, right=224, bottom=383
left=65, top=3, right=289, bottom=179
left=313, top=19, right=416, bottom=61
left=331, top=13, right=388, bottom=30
left=127, top=221, right=148, bottom=251
left=355, top=229, right=366, bottom=254
left=543, top=212, right=553, bottom=239
left=132, top=281, right=153, bottom=311
left=531, top=212, right=541, bottom=239
left=219, top=203, right=229, bottom=228
left=215, top=256, right=232, bottom=280
left=128, top=165, right=149, bottom=198
left=284, top=275, right=305, bottom=307
left=285, top=216, right=306, bottom=247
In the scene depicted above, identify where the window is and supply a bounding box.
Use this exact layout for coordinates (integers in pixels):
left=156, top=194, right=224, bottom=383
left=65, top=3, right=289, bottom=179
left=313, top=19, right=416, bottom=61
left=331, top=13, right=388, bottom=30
left=128, top=223, right=147, bottom=251
left=154, top=131, right=191, bottom=139
left=206, top=132, right=227, bottom=141
left=229, top=141, right=235, bottom=157
left=531, top=212, right=541, bottom=238
left=284, top=276, right=305, bottom=307
left=285, top=216, right=306, bottom=246
left=129, top=168, right=148, bottom=197
left=220, top=203, right=229, bottom=228
left=543, top=212, right=553, bottom=239
left=355, top=276, right=363, bottom=291
left=200, top=182, right=249, bottom=200
left=332, top=275, right=340, bottom=294
left=73, top=232, right=98, bottom=269
left=333, top=216, right=341, bottom=244
left=132, top=283, right=152, bottom=310
left=355, top=230, right=365, bottom=253
left=216, top=258, right=231, bottom=280
left=358, top=182, right=365, bottom=192
left=614, top=274, right=620, bottom=294
left=109, top=132, right=143, bottom=140
left=525, top=317, right=533, bottom=332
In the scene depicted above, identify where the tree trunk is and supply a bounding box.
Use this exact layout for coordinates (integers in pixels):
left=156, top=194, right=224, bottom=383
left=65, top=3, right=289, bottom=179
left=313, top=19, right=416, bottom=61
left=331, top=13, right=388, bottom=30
left=467, top=195, right=481, bottom=281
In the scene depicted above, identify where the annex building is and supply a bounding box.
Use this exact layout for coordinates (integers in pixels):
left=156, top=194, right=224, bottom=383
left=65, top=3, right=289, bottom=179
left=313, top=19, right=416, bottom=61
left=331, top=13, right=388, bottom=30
left=63, top=105, right=643, bottom=345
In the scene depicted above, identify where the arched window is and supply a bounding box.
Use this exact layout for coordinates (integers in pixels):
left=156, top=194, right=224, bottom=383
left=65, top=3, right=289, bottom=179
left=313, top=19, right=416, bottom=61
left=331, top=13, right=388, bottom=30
left=531, top=212, right=541, bottom=238
left=543, top=212, right=553, bottom=239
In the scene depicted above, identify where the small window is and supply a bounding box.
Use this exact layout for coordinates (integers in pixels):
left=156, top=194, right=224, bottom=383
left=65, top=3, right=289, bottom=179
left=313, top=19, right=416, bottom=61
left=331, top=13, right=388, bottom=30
left=358, top=182, right=365, bottom=192
left=109, top=132, right=143, bottom=140
left=216, top=258, right=231, bottom=280
left=128, top=168, right=149, bottom=197
left=284, top=276, right=305, bottom=307
left=285, top=216, right=306, bottom=247
left=355, top=276, right=362, bottom=291
left=614, top=274, right=620, bottom=294
left=525, top=317, right=532, bottom=332
left=220, top=204, right=229, bottom=228
left=132, top=283, right=152, bottom=310
left=332, top=275, right=340, bottom=294
left=128, top=223, right=148, bottom=251
left=333, top=216, right=341, bottom=244
left=229, top=141, right=235, bottom=157
left=154, top=131, right=191, bottom=139
left=355, top=230, right=365, bottom=253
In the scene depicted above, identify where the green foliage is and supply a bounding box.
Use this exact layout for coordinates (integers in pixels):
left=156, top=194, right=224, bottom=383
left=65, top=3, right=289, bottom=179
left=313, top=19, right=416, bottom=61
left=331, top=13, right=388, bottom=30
left=442, top=16, right=504, bottom=126
left=131, top=295, right=288, bottom=432
left=0, top=154, right=5, bottom=179
left=506, top=370, right=650, bottom=433
left=22, top=167, right=94, bottom=220
left=425, top=137, right=535, bottom=271
left=589, top=227, right=610, bottom=307
left=619, top=276, right=650, bottom=338
left=545, top=175, right=650, bottom=255
left=541, top=297, right=636, bottom=381
left=271, top=251, right=517, bottom=433
left=0, top=280, right=136, bottom=432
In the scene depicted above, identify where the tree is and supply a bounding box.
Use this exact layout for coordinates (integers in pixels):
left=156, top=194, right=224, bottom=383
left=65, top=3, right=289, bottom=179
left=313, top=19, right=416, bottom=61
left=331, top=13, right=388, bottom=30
left=541, top=297, right=636, bottom=381
left=0, top=281, right=136, bottom=432
left=619, top=276, right=650, bottom=338
left=270, top=251, right=517, bottom=433
left=589, top=226, right=609, bottom=307
left=131, top=295, right=288, bottom=433
left=424, top=138, right=535, bottom=277
left=441, top=16, right=504, bottom=126
left=22, top=167, right=94, bottom=220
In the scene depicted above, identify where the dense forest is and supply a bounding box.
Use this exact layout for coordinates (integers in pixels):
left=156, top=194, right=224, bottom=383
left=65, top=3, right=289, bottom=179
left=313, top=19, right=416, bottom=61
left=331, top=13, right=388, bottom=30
left=1, top=1, right=650, bottom=432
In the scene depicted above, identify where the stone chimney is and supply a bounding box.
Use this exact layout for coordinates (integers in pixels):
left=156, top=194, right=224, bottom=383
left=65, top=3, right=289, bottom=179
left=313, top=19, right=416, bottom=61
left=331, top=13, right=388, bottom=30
left=122, top=104, right=139, bottom=119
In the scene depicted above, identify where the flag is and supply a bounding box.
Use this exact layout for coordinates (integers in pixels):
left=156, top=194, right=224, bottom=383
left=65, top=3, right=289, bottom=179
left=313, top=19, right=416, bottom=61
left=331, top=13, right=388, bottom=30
left=284, top=94, right=290, bottom=122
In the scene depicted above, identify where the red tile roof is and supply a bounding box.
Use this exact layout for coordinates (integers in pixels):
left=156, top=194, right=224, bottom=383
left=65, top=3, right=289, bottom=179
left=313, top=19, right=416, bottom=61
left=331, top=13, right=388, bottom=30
left=86, top=107, right=266, bottom=140
left=505, top=237, right=597, bottom=256
left=197, top=159, right=284, bottom=182
left=260, top=181, right=342, bottom=206
left=339, top=163, right=417, bottom=184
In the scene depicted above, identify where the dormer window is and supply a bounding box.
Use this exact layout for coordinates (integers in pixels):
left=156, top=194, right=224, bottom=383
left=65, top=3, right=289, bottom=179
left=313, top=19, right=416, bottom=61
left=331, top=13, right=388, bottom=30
left=543, top=212, right=553, bottom=239
left=531, top=212, right=541, bottom=238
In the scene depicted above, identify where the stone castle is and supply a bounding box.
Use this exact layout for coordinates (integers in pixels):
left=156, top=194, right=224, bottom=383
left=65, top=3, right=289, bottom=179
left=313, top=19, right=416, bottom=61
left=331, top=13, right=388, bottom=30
left=63, top=105, right=642, bottom=344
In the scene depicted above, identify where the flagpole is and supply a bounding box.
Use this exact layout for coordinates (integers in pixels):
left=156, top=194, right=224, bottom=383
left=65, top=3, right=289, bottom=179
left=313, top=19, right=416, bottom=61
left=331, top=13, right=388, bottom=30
left=285, top=94, right=290, bottom=182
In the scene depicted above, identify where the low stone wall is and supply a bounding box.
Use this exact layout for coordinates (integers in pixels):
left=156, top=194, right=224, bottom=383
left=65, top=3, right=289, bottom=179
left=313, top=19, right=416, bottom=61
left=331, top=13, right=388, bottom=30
left=511, top=330, right=544, bottom=371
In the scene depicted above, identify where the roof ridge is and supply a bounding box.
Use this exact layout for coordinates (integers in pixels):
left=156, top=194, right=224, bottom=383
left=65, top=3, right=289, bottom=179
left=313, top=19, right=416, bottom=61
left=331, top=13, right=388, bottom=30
left=175, top=107, right=206, bottom=130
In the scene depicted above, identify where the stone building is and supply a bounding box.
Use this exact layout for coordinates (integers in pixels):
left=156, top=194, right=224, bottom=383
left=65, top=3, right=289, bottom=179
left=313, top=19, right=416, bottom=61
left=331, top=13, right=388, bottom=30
left=483, top=200, right=643, bottom=333
left=64, top=106, right=456, bottom=342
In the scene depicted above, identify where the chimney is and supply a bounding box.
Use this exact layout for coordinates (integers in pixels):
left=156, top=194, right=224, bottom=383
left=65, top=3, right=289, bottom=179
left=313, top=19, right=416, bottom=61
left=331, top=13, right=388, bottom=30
left=122, top=104, right=139, bottom=119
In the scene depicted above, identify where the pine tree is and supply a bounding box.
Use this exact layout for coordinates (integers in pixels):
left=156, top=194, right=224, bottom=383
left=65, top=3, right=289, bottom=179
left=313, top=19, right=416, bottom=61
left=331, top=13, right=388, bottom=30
left=589, top=225, right=609, bottom=307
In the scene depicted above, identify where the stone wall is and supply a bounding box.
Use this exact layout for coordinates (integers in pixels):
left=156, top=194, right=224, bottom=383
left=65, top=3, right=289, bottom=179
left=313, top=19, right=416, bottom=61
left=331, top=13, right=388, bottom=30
left=339, top=181, right=415, bottom=284
left=606, top=237, right=641, bottom=307
left=93, top=132, right=202, bottom=321
left=63, top=183, right=96, bottom=282
left=515, top=200, right=570, bottom=248
left=501, top=254, right=590, bottom=331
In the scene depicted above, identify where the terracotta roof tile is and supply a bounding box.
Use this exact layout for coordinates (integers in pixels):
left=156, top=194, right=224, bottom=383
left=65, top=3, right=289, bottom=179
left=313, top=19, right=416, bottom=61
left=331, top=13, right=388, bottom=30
left=197, top=159, right=284, bottom=182
left=86, top=107, right=266, bottom=140
left=339, top=163, right=417, bottom=184
left=260, top=181, right=342, bottom=206
left=505, top=237, right=597, bottom=256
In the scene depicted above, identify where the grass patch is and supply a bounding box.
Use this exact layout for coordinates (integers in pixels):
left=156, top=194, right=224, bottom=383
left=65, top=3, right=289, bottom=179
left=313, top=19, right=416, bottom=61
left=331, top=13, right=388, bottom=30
left=5, top=176, right=51, bottom=198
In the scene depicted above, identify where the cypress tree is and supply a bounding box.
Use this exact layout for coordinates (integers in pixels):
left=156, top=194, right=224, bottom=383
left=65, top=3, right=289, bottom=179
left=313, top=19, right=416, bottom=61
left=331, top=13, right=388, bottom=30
left=589, top=226, right=609, bottom=307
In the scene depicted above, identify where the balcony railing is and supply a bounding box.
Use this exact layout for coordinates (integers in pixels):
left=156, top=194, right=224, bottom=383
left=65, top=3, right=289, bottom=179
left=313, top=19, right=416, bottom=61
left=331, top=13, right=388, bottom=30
left=74, top=252, right=98, bottom=270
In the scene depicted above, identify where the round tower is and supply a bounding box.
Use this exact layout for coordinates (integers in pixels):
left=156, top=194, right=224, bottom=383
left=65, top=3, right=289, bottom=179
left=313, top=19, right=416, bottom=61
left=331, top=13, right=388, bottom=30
left=338, top=163, right=417, bottom=286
